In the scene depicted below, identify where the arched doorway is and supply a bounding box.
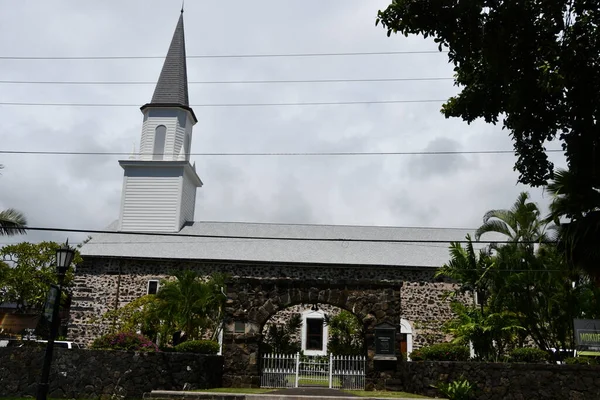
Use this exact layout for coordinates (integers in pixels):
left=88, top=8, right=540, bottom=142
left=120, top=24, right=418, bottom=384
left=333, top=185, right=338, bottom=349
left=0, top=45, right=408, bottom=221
left=220, top=278, right=402, bottom=388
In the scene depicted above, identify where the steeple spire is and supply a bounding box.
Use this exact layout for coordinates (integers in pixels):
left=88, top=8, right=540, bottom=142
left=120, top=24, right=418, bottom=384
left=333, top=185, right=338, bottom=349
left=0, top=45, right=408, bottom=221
left=149, top=13, right=189, bottom=107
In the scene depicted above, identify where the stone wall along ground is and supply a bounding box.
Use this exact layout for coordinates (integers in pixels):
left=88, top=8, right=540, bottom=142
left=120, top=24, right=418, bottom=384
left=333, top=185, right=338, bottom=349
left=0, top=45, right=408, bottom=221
left=399, top=361, right=600, bottom=400
left=0, top=348, right=223, bottom=399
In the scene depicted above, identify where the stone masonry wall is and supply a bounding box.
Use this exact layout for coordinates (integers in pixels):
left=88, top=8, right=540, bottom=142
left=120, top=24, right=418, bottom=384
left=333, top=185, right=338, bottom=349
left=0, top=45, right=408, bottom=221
left=398, top=361, right=600, bottom=400
left=0, top=347, right=223, bottom=399
left=69, top=257, right=460, bottom=349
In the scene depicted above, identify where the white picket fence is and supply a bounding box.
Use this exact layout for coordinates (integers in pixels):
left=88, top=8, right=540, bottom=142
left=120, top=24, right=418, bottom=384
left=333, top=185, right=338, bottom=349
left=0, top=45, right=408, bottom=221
left=261, top=353, right=366, bottom=390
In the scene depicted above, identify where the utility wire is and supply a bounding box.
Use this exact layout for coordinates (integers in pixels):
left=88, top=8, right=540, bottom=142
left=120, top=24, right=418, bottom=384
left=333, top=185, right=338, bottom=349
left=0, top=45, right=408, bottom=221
left=0, top=50, right=446, bottom=60
left=0, top=149, right=563, bottom=157
left=2, top=226, right=555, bottom=245
left=0, top=77, right=453, bottom=85
left=0, top=100, right=445, bottom=107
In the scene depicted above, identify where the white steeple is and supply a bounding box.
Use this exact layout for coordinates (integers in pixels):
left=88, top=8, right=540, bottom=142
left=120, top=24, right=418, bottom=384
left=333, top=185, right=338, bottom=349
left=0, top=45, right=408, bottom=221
left=117, top=11, right=202, bottom=233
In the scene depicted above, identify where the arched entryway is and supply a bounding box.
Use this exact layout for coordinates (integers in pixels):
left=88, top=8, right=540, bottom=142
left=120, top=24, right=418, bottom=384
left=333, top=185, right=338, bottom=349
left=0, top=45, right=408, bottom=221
left=220, top=278, right=402, bottom=388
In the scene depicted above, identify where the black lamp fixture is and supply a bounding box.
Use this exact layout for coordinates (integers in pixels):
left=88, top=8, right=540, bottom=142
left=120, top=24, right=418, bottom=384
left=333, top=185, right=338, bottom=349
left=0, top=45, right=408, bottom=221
left=37, top=240, right=75, bottom=400
left=55, top=240, right=75, bottom=277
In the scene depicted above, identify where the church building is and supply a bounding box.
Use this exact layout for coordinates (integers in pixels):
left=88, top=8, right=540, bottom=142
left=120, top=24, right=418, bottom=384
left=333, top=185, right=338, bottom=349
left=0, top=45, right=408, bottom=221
left=68, top=11, right=478, bottom=364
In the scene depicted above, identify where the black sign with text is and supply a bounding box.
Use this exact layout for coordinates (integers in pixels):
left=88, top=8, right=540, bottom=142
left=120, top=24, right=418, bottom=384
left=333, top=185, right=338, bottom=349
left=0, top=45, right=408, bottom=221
left=574, top=319, right=600, bottom=351
left=375, top=328, right=395, bottom=355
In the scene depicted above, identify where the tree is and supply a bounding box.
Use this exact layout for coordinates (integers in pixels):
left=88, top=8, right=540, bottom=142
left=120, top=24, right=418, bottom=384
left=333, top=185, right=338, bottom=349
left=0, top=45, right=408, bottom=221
left=0, top=208, right=27, bottom=236
left=475, top=192, right=549, bottom=245
left=443, top=301, right=523, bottom=361
left=154, top=271, right=226, bottom=342
left=263, top=314, right=302, bottom=354
left=0, top=242, right=82, bottom=312
left=546, top=168, right=600, bottom=280
left=93, top=271, right=227, bottom=345
left=325, top=310, right=364, bottom=356
left=377, top=1, right=600, bottom=188
left=436, top=235, right=494, bottom=308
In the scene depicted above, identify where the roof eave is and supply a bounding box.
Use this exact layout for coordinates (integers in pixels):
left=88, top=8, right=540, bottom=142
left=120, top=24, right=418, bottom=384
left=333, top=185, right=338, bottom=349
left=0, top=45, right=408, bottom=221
left=140, top=103, right=198, bottom=123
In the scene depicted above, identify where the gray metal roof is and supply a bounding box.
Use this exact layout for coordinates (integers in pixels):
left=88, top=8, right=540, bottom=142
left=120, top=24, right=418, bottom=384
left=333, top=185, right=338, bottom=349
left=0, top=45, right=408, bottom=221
left=80, top=221, right=496, bottom=268
left=149, top=12, right=189, bottom=106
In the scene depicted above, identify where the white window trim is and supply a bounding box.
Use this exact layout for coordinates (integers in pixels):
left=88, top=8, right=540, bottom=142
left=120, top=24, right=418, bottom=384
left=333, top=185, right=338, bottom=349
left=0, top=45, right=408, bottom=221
left=400, top=318, right=413, bottom=361
left=147, top=279, right=160, bottom=295
left=301, top=309, right=328, bottom=356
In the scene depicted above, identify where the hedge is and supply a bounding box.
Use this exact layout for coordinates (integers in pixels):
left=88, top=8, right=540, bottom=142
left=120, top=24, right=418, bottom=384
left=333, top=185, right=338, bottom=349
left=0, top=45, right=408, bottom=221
left=90, top=332, right=159, bottom=352
left=173, top=340, right=220, bottom=354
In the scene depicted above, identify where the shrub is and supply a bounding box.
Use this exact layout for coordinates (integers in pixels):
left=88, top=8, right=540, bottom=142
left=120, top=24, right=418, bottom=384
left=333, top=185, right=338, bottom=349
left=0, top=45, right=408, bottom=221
left=173, top=340, right=220, bottom=354
left=564, top=356, right=598, bottom=365
left=410, top=343, right=470, bottom=361
left=437, top=377, right=474, bottom=400
left=90, top=331, right=159, bottom=352
left=509, top=347, right=549, bottom=363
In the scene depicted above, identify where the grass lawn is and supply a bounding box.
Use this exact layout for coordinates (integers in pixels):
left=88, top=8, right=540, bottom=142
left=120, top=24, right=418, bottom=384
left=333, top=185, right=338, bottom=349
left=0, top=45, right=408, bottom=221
left=198, top=388, right=277, bottom=394
left=343, top=390, right=433, bottom=399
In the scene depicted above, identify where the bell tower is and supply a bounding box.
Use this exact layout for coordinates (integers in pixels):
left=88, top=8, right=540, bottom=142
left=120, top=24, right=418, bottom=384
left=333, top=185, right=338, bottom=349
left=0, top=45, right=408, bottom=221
left=118, top=11, right=202, bottom=232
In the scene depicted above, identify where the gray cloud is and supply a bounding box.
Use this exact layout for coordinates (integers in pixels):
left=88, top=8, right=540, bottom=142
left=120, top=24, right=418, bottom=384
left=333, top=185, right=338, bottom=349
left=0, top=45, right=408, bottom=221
left=0, top=0, right=567, bottom=250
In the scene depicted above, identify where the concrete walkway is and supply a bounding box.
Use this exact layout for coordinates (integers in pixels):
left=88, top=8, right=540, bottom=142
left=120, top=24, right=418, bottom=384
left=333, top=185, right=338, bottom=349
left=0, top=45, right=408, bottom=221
left=147, top=388, right=432, bottom=400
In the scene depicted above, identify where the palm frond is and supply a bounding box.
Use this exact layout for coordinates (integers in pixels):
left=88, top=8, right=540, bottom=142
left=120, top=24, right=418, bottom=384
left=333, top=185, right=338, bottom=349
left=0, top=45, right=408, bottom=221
left=0, top=208, right=27, bottom=236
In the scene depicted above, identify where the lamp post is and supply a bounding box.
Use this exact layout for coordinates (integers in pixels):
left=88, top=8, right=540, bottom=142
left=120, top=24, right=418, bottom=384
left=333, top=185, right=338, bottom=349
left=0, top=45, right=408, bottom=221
left=36, top=241, right=75, bottom=400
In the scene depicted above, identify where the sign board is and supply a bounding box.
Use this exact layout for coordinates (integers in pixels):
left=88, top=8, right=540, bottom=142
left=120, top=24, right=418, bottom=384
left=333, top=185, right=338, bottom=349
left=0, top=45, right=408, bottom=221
left=43, top=285, right=59, bottom=322
left=574, top=319, right=600, bottom=354
left=374, top=323, right=396, bottom=356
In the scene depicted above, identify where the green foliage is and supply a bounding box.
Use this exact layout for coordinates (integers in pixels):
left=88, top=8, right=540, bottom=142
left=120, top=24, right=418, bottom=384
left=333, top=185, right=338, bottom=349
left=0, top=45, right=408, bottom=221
left=156, top=271, right=227, bottom=341
left=0, top=241, right=82, bottom=312
left=93, top=271, right=227, bottom=345
left=0, top=208, right=27, bottom=236
left=509, top=347, right=550, bottom=363
left=377, top=1, right=600, bottom=190
left=173, top=339, right=219, bottom=354
left=436, top=377, right=474, bottom=400
left=443, top=301, right=523, bottom=361
left=90, top=331, right=159, bottom=352
left=410, top=343, right=470, bottom=362
left=546, top=168, right=600, bottom=280
left=326, top=310, right=363, bottom=355
left=263, top=313, right=302, bottom=354
left=564, top=357, right=598, bottom=365
left=437, top=192, right=600, bottom=361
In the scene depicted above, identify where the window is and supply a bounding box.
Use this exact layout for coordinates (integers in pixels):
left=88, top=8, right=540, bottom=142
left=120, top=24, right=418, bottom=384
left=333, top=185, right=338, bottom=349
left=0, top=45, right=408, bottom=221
left=153, top=125, right=166, bottom=160
left=234, top=321, right=245, bottom=333
left=147, top=280, right=159, bottom=295
left=305, top=318, right=324, bottom=350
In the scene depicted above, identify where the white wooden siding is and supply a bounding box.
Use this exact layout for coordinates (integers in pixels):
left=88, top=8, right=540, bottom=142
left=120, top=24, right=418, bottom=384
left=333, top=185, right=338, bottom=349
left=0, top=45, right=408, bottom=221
left=120, top=175, right=182, bottom=232
left=179, top=173, right=197, bottom=227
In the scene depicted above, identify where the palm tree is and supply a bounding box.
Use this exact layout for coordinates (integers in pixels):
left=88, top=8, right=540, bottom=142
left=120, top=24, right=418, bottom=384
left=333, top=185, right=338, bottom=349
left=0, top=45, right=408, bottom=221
left=156, top=270, right=226, bottom=342
left=436, top=235, right=495, bottom=309
left=475, top=191, right=548, bottom=245
left=545, top=168, right=600, bottom=281
left=0, top=208, right=27, bottom=236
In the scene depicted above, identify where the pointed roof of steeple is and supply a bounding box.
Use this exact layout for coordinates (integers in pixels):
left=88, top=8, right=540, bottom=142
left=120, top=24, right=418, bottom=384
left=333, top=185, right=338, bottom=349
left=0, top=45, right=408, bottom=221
left=142, top=11, right=196, bottom=121
left=151, top=12, right=189, bottom=105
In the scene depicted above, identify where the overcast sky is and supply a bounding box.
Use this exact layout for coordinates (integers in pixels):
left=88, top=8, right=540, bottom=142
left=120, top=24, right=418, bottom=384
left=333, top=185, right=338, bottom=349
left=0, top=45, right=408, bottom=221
left=0, top=0, right=566, bottom=246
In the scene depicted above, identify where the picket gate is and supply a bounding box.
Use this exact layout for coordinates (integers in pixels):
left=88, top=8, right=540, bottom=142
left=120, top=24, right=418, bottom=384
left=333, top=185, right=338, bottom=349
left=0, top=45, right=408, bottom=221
left=260, top=353, right=366, bottom=390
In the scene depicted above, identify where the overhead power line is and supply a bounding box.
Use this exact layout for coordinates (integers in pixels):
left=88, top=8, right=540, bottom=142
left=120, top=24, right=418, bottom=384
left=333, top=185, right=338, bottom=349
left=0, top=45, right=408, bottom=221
left=0, top=50, right=446, bottom=61
left=0, top=77, right=453, bottom=85
left=3, top=225, right=553, bottom=245
left=0, top=99, right=445, bottom=107
left=0, top=149, right=563, bottom=157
